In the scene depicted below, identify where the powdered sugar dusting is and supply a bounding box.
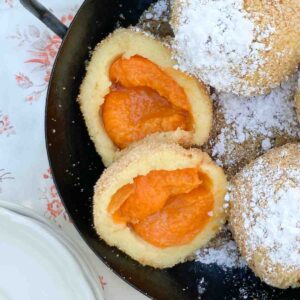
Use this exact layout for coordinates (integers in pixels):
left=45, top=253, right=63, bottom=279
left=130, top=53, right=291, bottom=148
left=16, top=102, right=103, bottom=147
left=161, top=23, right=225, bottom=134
left=146, top=0, right=168, bottom=21
left=261, top=138, right=272, bottom=151
left=254, top=186, right=300, bottom=266
left=197, top=277, right=207, bottom=296
left=215, top=78, right=298, bottom=143
left=210, top=73, right=300, bottom=172
left=196, top=240, right=246, bottom=270
left=172, top=0, right=274, bottom=94
left=242, top=160, right=300, bottom=269
left=138, top=0, right=172, bottom=37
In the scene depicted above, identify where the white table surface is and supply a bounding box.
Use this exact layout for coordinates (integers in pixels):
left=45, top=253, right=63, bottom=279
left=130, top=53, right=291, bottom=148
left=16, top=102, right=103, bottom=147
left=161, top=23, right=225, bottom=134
left=0, top=1, right=148, bottom=299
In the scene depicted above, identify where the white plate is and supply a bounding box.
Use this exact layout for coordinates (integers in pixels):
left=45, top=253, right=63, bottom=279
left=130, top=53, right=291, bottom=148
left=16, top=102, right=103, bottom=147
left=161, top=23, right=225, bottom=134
left=0, top=201, right=104, bottom=300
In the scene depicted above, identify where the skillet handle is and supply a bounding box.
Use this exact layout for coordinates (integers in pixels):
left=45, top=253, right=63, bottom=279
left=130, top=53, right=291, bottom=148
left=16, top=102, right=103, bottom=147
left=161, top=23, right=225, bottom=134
left=19, top=0, right=68, bottom=39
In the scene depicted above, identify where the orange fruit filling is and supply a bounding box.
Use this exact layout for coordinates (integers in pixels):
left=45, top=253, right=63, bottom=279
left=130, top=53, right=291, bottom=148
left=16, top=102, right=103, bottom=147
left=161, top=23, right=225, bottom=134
left=101, top=55, right=192, bottom=149
left=108, top=168, right=214, bottom=248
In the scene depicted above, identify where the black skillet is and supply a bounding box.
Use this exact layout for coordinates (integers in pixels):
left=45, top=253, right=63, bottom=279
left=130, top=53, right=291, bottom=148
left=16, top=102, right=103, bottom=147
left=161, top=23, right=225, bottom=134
left=20, top=1, right=300, bottom=299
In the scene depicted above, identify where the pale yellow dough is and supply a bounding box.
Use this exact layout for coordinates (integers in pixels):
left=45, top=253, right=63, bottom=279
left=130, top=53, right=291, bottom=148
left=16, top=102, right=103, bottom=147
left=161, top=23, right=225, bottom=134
left=93, top=141, right=227, bottom=268
left=79, top=28, right=212, bottom=166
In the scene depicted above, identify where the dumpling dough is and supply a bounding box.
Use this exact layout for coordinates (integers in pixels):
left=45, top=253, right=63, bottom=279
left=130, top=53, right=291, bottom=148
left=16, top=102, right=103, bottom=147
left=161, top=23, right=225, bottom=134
left=171, top=0, right=300, bottom=96
left=229, top=143, right=300, bottom=289
left=79, top=28, right=212, bottom=166
left=93, top=141, right=227, bottom=268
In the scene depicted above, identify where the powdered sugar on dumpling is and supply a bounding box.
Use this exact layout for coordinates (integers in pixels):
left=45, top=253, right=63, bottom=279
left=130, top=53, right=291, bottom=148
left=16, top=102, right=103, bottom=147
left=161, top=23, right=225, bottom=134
left=205, top=72, right=300, bottom=177
left=171, top=0, right=300, bottom=96
left=229, top=144, right=300, bottom=289
left=172, top=0, right=272, bottom=95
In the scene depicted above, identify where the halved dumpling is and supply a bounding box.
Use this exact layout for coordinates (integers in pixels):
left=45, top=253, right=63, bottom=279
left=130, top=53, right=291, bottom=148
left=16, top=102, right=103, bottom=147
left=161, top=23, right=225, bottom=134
left=79, top=28, right=212, bottom=166
left=93, top=141, right=227, bottom=268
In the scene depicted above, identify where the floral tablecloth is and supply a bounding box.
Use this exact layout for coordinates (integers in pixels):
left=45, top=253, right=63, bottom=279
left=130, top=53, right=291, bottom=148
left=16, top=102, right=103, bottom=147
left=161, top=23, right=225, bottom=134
left=0, top=1, right=148, bottom=299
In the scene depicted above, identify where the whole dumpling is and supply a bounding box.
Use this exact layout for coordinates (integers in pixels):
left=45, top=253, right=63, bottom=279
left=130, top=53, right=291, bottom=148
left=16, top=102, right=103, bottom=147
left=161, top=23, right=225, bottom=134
left=171, top=0, right=300, bottom=96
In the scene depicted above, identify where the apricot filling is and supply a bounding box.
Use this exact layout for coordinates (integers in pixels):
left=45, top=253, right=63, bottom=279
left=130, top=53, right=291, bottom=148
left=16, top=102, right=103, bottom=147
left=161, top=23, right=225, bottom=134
left=101, top=55, right=193, bottom=149
left=108, top=168, right=214, bottom=248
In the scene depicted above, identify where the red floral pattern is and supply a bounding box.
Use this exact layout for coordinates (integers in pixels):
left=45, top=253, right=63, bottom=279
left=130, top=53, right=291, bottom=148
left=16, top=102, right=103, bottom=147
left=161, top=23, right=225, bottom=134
left=43, top=168, right=52, bottom=179
left=15, top=73, right=33, bottom=89
left=47, top=199, right=64, bottom=218
left=41, top=168, right=69, bottom=226
left=0, top=111, right=15, bottom=136
left=4, top=0, right=14, bottom=8
left=1, top=2, right=110, bottom=295
left=9, top=13, right=75, bottom=103
left=99, top=276, right=107, bottom=290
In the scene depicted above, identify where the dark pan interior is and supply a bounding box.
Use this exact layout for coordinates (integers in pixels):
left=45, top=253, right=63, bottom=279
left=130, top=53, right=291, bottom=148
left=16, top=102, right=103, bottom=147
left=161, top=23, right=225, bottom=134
left=46, top=0, right=300, bottom=299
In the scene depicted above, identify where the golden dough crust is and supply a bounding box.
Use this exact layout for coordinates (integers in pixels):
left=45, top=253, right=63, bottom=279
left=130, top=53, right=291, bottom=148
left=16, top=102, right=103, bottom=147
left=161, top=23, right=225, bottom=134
left=229, top=143, right=300, bottom=289
left=171, top=0, right=300, bottom=96
left=93, top=141, right=227, bottom=268
left=79, top=28, right=212, bottom=166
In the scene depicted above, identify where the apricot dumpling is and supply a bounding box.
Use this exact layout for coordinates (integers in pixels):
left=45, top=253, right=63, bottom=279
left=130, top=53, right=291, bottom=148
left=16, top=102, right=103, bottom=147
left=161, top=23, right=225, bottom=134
left=79, top=28, right=212, bottom=166
left=93, top=141, right=227, bottom=268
